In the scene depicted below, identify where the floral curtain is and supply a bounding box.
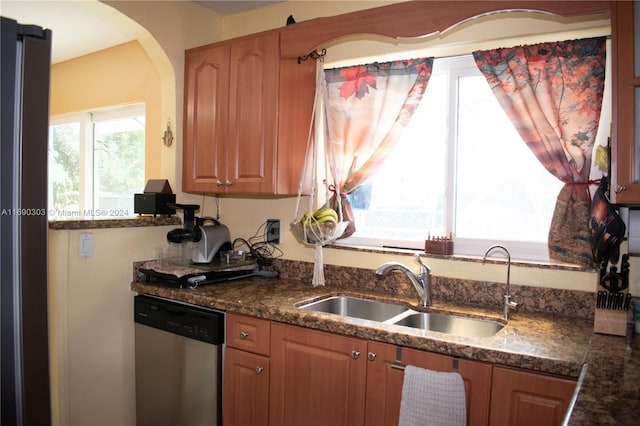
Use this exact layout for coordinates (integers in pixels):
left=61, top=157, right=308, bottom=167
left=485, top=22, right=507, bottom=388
left=323, top=58, right=434, bottom=237
left=473, top=37, right=606, bottom=266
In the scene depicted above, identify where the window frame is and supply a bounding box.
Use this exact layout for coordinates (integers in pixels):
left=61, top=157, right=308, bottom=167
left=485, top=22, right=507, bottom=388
left=332, top=51, right=609, bottom=262
left=48, top=103, right=145, bottom=219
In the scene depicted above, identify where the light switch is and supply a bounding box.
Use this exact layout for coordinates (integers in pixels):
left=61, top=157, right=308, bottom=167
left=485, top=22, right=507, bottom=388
left=79, top=233, right=93, bottom=257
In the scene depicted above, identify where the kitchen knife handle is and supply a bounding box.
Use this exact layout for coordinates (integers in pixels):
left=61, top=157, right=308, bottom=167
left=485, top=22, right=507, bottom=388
left=618, top=293, right=624, bottom=310
left=624, top=293, right=632, bottom=311
left=597, top=291, right=604, bottom=309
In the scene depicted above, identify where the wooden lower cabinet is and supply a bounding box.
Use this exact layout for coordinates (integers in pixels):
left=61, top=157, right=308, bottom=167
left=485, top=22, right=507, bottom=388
left=223, top=347, right=270, bottom=426
left=365, top=341, right=492, bottom=426
left=224, top=318, right=577, bottom=426
left=489, top=366, right=576, bottom=426
left=269, top=323, right=368, bottom=426
left=269, top=324, right=492, bottom=426
left=224, top=314, right=271, bottom=426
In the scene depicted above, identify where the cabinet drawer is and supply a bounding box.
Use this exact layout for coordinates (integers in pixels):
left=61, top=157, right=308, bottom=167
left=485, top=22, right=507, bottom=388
left=227, top=313, right=270, bottom=355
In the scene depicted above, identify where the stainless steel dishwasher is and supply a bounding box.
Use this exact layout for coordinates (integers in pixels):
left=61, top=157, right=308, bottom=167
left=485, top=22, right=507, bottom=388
left=134, top=295, right=225, bottom=426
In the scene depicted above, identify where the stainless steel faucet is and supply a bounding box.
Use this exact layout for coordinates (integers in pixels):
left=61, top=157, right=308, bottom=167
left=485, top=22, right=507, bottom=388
left=482, top=245, right=518, bottom=320
left=376, top=254, right=431, bottom=308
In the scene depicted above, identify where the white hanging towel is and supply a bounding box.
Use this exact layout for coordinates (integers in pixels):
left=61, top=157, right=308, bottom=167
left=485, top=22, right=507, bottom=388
left=398, top=365, right=466, bottom=426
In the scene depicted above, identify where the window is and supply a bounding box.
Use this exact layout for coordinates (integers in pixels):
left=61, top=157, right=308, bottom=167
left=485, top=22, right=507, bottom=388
left=48, top=104, right=145, bottom=219
left=337, top=55, right=570, bottom=260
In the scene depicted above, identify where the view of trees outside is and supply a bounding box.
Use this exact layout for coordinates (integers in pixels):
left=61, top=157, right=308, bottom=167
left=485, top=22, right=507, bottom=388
left=343, top=56, right=562, bottom=254
left=94, top=117, right=145, bottom=212
left=50, top=122, right=81, bottom=213
left=48, top=110, right=144, bottom=218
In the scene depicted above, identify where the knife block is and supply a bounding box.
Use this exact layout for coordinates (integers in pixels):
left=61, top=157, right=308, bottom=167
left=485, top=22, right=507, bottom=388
left=594, top=309, right=627, bottom=336
left=594, top=289, right=628, bottom=336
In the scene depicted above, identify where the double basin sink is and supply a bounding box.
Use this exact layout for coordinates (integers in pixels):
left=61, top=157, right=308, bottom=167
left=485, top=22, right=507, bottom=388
left=298, top=295, right=504, bottom=338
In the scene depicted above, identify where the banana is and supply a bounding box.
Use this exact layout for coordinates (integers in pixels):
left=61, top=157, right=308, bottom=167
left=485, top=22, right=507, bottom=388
left=316, top=215, right=337, bottom=224
left=313, top=207, right=338, bottom=222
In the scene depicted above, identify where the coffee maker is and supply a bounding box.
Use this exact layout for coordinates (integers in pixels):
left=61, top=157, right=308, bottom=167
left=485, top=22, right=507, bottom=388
left=166, top=204, right=232, bottom=264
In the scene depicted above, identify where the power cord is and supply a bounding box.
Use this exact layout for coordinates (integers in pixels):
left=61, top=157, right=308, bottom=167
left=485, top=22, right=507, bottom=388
left=233, top=221, right=283, bottom=267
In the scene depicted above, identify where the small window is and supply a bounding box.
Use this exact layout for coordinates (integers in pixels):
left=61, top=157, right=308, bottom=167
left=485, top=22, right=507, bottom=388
left=337, top=56, right=567, bottom=260
left=48, top=104, right=145, bottom=219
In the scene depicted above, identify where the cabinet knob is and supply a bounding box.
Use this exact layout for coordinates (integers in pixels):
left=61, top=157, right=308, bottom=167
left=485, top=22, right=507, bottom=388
left=255, top=366, right=264, bottom=374
left=351, top=350, right=361, bottom=360
left=240, top=331, right=249, bottom=339
left=216, top=180, right=223, bottom=187
left=225, top=180, right=233, bottom=186
left=367, top=352, right=377, bottom=361
left=615, top=184, right=627, bottom=193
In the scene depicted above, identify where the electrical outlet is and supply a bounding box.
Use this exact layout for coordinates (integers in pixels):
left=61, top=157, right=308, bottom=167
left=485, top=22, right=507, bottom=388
left=266, top=219, right=280, bottom=244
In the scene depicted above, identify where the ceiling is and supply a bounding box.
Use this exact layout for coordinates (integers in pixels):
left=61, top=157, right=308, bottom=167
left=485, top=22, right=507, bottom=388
left=1, top=0, right=282, bottom=64
left=197, top=1, right=282, bottom=15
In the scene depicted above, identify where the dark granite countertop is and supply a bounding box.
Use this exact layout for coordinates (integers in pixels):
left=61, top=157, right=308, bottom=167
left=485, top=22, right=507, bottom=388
left=49, top=215, right=180, bottom=230
left=131, top=276, right=639, bottom=424
left=568, top=334, right=640, bottom=425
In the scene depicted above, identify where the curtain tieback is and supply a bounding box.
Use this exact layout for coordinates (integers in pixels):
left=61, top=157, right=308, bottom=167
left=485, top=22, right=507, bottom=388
left=327, top=183, right=349, bottom=198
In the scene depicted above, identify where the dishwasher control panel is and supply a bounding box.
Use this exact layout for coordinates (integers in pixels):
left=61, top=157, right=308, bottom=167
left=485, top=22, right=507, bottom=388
left=134, top=295, right=224, bottom=345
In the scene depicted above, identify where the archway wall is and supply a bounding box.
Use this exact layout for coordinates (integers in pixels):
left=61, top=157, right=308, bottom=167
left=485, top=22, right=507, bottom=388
left=102, top=0, right=224, bottom=193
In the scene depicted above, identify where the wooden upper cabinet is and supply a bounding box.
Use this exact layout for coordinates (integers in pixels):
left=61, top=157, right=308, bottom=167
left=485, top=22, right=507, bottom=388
left=227, top=33, right=278, bottom=193
left=183, top=30, right=314, bottom=195
left=183, top=43, right=229, bottom=193
left=611, top=1, right=640, bottom=204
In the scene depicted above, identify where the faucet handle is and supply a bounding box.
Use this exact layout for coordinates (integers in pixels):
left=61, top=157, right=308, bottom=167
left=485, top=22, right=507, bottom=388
left=414, top=253, right=430, bottom=274
left=505, top=294, right=519, bottom=309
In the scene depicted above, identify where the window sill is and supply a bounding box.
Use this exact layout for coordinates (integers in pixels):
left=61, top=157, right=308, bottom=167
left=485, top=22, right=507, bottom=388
left=48, top=216, right=181, bottom=231
left=327, top=243, right=596, bottom=273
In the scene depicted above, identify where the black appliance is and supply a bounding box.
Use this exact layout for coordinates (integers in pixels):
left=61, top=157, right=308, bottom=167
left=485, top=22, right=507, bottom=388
left=134, top=295, right=224, bottom=425
left=134, top=179, right=176, bottom=216
left=1, top=16, right=52, bottom=426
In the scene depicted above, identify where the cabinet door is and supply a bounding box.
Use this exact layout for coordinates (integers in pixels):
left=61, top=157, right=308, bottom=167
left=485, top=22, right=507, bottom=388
left=223, top=347, right=269, bottom=426
left=227, top=32, right=279, bottom=193
left=183, top=44, right=229, bottom=193
left=269, top=323, right=368, bottom=426
left=489, top=366, right=576, bottom=426
left=611, top=1, right=640, bottom=203
left=276, top=56, right=316, bottom=195
left=365, top=341, right=492, bottom=426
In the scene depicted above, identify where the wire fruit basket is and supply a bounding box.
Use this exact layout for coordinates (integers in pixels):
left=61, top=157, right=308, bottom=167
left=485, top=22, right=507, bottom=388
left=290, top=59, right=350, bottom=285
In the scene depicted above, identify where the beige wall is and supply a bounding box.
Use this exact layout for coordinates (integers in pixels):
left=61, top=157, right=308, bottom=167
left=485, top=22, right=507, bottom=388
left=51, top=40, right=162, bottom=180
left=49, top=226, right=175, bottom=426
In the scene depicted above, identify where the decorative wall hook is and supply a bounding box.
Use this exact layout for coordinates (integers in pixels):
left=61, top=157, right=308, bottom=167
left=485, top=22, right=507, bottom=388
left=297, top=48, right=327, bottom=64
left=162, top=119, right=174, bottom=147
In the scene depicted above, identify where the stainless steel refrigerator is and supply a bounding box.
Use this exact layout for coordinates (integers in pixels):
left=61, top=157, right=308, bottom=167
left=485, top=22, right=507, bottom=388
left=1, top=16, right=52, bottom=426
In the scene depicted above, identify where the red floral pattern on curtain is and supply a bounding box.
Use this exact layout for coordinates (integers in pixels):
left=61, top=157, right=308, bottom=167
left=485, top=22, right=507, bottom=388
left=324, top=58, right=433, bottom=237
left=473, top=37, right=606, bottom=266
